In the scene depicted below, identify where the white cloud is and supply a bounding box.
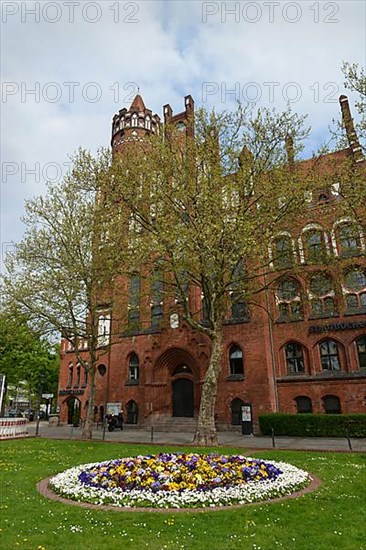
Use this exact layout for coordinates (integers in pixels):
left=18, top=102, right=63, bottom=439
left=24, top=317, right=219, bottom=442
left=1, top=0, right=365, bottom=249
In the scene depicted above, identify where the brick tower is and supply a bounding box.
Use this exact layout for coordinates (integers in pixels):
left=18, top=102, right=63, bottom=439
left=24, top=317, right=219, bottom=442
left=111, top=93, right=161, bottom=155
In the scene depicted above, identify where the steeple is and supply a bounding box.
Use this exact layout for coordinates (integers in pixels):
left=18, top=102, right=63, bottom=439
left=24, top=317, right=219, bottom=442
left=130, top=93, right=146, bottom=112
left=111, top=93, right=160, bottom=154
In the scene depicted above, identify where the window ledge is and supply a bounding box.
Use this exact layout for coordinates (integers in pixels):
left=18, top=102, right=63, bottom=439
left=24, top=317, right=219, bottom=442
left=120, top=327, right=162, bottom=338
left=308, top=313, right=339, bottom=320
left=226, top=374, right=245, bottom=381
left=144, top=327, right=162, bottom=334
left=344, top=308, right=366, bottom=317
left=277, top=371, right=366, bottom=382
left=339, top=251, right=362, bottom=259
left=125, top=379, right=139, bottom=386
left=276, top=317, right=304, bottom=324
left=224, top=317, right=250, bottom=326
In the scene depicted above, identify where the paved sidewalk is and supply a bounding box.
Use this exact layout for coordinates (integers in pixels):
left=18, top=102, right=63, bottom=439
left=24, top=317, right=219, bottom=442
left=26, top=422, right=366, bottom=452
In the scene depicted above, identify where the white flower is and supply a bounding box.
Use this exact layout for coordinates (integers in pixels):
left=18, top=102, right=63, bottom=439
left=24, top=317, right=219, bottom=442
left=49, top=457, right=310, bottom=509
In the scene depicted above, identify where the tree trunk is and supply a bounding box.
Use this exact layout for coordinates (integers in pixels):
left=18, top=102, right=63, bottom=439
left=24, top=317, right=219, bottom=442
left=81, top=364, right=96, bottom=440
left=193, top=326, right=224, bottom=446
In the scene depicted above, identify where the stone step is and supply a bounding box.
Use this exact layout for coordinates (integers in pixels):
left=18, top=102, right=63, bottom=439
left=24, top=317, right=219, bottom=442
left=146, top=417, right=197, bottom=432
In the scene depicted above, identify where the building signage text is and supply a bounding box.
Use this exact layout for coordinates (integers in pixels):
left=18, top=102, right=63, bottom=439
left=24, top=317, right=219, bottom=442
left=309, top=321, right=366, bottom=334
left=59, top=389, right=85, bottom=396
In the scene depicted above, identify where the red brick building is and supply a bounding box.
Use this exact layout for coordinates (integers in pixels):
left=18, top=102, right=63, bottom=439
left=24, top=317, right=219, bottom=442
left=57, top=94, right=366, bottom=431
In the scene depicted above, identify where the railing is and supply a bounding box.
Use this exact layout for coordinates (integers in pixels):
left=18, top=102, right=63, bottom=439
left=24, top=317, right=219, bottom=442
left=0, top=418, right=28, bottom=439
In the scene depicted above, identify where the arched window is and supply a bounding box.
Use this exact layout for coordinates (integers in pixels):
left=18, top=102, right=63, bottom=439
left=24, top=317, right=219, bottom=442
left=128, top=353, right=139, bottom=382
left=66, top=363, right=73, bottom=388
left=273, top=235, right=294, bottom=269
left=356, top=336, right=366, bottom=369
left=82, top=364, right=88, bottom=387
left=151, top=270, right=164, bottom=329
left=97, top=364, right=107, bottom=376
left=176, top=121, right=186, bottom=133
left=230, top=398, right=244, bottom=425
left=277, top=278, right=302, bottom=321
left=309, top=273, right=337, bottom=318
left=231, top=260, right=248, bottom=320
left=74, top=364, right=81, bottom=387
left=323, top=395, right=341, bottom=414
left=229, top=345, right=244, bottom=376
left=304, top=229, right=326, bottom=263
left=295, top=396, right=312, bottom=413
left=201, top=293, right=209, bottom=323
left=336, top=224, right=360, bottom=257
left=128, top=274, right=140, bottom=330
left=126, top=400, right=138, bottom=424
left=344, top=268, right=366, bottom=313
left=285, top=343, right=305, bottom=373
left=98, top=313, right=110, bottom=346
left=319, top=340, right=341, bottom=371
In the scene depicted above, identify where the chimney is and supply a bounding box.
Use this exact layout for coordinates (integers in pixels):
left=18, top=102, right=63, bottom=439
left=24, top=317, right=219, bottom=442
left=339, top=95, right=363, bottom=163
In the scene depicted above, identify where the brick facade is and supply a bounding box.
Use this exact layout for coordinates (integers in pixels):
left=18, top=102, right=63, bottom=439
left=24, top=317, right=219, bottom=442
left=57, top=94, right=366, bottom=431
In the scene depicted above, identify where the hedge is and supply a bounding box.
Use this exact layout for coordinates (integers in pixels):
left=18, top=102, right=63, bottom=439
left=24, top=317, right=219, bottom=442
left=258, top=413, right=366, bottom=438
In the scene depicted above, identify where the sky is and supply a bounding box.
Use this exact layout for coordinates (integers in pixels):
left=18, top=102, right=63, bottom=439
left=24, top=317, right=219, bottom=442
left=1, top=0, right=365, bottom=259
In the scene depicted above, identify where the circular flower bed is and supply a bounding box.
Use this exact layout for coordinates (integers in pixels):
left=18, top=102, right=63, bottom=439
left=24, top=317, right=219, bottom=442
left=49, top=453, right=310, bottom=509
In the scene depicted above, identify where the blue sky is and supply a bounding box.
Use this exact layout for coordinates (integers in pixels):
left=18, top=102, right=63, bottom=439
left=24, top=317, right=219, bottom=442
left=1, top=0, right=365, bottom=255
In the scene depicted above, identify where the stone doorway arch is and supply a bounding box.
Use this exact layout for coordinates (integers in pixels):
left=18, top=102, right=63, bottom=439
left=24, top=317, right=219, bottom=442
left=153, top=347, right=199, bottom=417
left=65, top=396, right=81, bottom=425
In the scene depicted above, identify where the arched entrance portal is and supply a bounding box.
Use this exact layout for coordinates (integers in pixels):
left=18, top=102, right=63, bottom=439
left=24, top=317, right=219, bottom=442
left=153, top=347, right=202, bottom=419
left=172, top=378, right=194, bottom=417
left=66, top=397, right=80, bottom=425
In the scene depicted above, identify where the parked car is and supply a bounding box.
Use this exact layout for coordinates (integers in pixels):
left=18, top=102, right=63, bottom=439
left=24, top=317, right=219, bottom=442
left=4, top=410, right=23, bottom=418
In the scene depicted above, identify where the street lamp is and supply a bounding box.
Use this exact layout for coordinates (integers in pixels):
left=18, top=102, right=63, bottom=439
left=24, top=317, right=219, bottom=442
left=35, top=373, right=45, bottom=437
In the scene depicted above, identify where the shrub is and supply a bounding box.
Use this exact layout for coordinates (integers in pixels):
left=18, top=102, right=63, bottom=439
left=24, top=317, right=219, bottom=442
left=258, top=413, right=366, bottom=438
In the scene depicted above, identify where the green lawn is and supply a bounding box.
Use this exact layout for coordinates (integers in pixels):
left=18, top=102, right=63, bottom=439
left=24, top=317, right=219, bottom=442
left=0, top=439, right=365, bottom=550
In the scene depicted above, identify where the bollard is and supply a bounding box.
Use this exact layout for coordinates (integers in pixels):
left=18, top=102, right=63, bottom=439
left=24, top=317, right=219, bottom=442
left=271, top=427, right=275, bottom=448
left=151, top=426, right=154, bottom=443
left=346, top=426, right=352, bottom=451
left=102, top=421, right=106, bottom=441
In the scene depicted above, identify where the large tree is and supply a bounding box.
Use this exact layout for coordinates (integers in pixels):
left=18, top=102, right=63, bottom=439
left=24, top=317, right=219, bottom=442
left=3, top=149, right=124, bottom=438
left=111, top=104, right=314, bottom=445
left=0, top=306, right=58, bottom=412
